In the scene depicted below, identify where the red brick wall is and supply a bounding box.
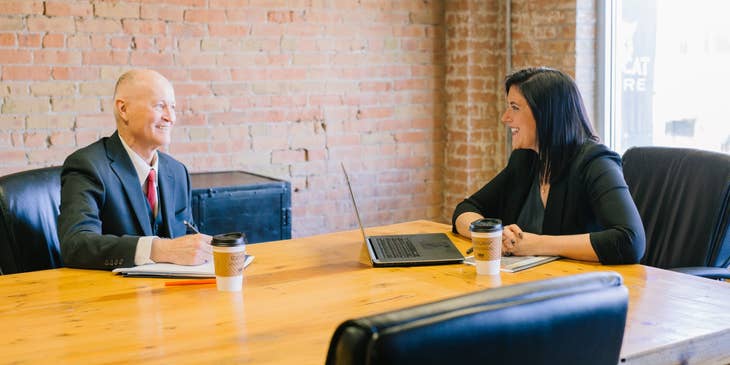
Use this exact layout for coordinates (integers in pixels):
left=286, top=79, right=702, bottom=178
left=511, top=0, right=577, bottom=72
left=0, top=0, right=592, bottom=238
left=0, top=0, right=446, bottom=238
left=443, top=0, right=507, bottom=221
left=511, top=0, right=596, bottom=121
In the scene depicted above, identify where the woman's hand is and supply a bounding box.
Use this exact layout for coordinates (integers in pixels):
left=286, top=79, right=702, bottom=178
left=502, top=224, right=539, bottom=256
left=501, top=225, right=598, bottom=261
left=502, top=224, right=524, bottom=255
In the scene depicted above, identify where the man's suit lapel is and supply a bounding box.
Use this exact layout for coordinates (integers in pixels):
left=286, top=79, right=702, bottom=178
left=157, top=155, right=175, bottom=238
left=106, top=132, right=154, bottom=236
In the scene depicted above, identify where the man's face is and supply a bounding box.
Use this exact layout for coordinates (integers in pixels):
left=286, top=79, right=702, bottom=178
left=118, top=74, right=176, bottom=153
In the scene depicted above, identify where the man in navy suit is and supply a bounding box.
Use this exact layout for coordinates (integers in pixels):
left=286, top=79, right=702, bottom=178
left=58, top=69, right=212, bottom=270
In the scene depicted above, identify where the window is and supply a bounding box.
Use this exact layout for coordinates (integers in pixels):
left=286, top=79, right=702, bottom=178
left=601, top=0, right=730, bottom=154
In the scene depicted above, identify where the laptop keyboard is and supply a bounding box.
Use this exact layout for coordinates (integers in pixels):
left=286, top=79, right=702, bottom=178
left=376, top=237, right=421, bottom=259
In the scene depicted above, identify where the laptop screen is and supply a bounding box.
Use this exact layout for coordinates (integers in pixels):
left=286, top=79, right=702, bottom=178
left=341, top=162, right=369, bottom=245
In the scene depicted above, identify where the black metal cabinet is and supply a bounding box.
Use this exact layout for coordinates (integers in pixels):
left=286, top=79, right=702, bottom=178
left=190, top=171, right=291, bottom=244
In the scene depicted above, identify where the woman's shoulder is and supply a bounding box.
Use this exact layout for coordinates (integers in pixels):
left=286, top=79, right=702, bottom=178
left=573, top=141, right=622, bottom=175
left=574, top=140, right=622, bottom=168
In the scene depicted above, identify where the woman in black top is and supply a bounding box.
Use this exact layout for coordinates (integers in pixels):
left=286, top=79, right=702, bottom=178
left=452, top=67, right=645, bottom=264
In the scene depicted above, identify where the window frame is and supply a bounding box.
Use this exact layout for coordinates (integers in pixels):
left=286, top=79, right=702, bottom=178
left=596, top=0, right=616, bottom=149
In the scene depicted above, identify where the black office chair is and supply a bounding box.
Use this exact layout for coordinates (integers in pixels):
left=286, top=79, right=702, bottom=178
left=326, top=272, right=628, bottom=365
left=622, top=146, right=730, bottom=279
left=0, top=166, right=63, bottom=274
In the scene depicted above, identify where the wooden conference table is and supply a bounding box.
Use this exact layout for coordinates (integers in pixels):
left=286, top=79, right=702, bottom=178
left=2, top=220, right=730, bottom=364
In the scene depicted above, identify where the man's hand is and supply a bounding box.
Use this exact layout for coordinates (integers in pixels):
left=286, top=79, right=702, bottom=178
left=150, top=234, right=213, bottom=265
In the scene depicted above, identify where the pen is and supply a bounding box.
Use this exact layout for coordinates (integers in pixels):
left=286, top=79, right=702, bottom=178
left=164, top=279, right=216, bottom=286
left=183, top=220, right=200, bottom=234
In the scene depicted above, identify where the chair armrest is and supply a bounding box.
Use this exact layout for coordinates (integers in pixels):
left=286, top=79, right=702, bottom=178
left=670, top=266, right=730, bottom=280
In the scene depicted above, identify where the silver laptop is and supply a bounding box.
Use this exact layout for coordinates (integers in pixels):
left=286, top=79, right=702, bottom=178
left=341, top=163, right=464, bottom=267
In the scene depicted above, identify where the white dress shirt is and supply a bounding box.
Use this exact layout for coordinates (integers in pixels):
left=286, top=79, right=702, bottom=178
left=118, top=136, right=159, bottom=265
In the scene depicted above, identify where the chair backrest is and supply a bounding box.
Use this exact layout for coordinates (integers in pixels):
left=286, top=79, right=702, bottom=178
left=0, top=166, right=63, bottom=274
left=622, top=147, right=730, bottom=269
left=326, top=272, right=628, bottom=365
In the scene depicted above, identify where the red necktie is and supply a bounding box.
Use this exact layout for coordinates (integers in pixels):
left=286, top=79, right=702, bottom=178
left=146, top=168, right=157, bottom=217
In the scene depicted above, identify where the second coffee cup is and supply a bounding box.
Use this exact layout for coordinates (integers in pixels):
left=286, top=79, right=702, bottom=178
left=469, top=218, right=503, bottom=275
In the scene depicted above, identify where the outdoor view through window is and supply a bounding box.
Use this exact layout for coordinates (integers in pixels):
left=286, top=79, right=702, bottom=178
left=609, top=0, right=730, bottom=154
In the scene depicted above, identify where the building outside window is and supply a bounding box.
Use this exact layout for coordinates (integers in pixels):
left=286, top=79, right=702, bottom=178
left=601, top=0, right=730, bottom=154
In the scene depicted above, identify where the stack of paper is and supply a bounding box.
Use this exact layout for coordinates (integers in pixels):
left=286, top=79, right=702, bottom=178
left=463, top=255, right=558, bottom=273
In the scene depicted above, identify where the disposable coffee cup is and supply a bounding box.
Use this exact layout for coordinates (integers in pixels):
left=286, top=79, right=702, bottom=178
left=211, top=232, right=247, bottom=292
left=469, top=218, right=503, bottom=275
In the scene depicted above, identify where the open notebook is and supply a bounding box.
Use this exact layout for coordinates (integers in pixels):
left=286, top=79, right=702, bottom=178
left=113, top=255, right=254, bottom=278
left=463, top=255, right=558, bottom=273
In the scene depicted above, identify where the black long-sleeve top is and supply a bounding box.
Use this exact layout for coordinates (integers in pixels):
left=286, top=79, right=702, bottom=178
left=452, top=141, right=645, bottom=264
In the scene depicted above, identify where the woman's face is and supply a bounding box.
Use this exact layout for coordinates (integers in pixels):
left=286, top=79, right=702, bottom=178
left=502, top=85, right=538, bottom=151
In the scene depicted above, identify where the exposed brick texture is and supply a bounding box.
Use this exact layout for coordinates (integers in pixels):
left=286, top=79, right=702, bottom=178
left=443, top=0, right=508, bottom=222
left=0, top=0, right=590, bottom=238
left=510, top=0, right=597, bottom=123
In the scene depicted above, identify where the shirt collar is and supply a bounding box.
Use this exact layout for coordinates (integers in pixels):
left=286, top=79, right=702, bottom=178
left=118, top=134, right=159, bottom=187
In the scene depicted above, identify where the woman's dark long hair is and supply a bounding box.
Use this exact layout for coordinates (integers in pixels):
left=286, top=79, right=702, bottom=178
left=505, top=67, right=597, bottom=184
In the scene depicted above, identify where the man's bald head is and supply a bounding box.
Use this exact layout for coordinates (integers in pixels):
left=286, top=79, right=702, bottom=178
left=113, top=69, right=176, bottom=162
left=113, top=69, right=173, bottom=124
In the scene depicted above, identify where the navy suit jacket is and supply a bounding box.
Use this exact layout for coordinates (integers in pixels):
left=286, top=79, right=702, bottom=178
left=58, top=132, right=193, bottom=270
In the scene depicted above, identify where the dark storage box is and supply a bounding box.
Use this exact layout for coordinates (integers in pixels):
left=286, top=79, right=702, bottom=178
left=190, top=171, right=291, bottom=244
